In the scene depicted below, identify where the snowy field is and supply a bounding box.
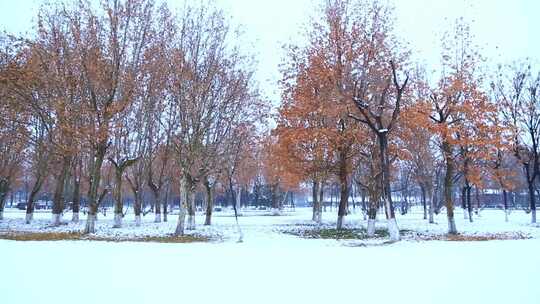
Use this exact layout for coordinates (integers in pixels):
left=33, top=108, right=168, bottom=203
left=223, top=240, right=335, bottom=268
left=1, top=207, right=539, bottom=304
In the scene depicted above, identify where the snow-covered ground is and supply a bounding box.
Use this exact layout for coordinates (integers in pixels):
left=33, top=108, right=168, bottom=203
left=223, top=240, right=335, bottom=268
left=1, top=206, right=540, bottom=242
left=1, top=207, right=539, bottom=304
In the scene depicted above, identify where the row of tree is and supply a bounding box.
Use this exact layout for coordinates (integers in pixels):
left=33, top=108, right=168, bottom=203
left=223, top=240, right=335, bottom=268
left=272, top=0, right=540, bottom=241
left=1, top=0, right=539, bottom=240
left=0, top=0, right=286, bottom=235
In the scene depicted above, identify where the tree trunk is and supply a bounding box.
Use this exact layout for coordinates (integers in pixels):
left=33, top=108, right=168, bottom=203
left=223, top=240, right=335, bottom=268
left=421, top=185, right=427, bottom=220
left=0, top=179, right=9, bottom=221
left=133, top=190, right=142, bottom=227
left=72, top=175, right=80, bottom=223
left=187, top=193, right=195, bottom=229
left=474, top=187, right=481, bottom=216
left=148, top=183, right=162, bottom=223
left=360, top=188, right=367, bottom=220
left=378, top=132, right=399, bottom=241
left=0, top=181, right=7, bottom=221
left=25, top=177, right=44, bottom=224
left=163, top=182, right=170, bottom=222
left=148, top=175, right=162, bottom=223
left=154, top=195, right=162, bottom=223
left=271, top=184, right=280, bottom=215
left=329, top=187, right=334, bottom=212
left=312, top=180, right=321, bottom=223
left=52, top=156, right=71, bottom=226
left=442, top=141, right=457, bottom=234
left=527, top=179, right=537, bottom=224
left=461, top=186, right=468, bottom=220
left=428, top=185, right=435, bottom=224
left=433, top=170, right=442, bottom=214
left=204, top=179, right=214, bottom=226
left=502, top=189, right=509, bottom=222
left=337, top=149, right=349, bottom=230
left=235, top=186, right=242, bottom=216
left=112, top=167, right=123, bottom=228
left=367, top=205, right=377, bottom=237
left=175, top=175, right=191, bottom=236
left=319, top=183, right=324, bottom=215
left=367, top=185, right=378, bottom=237
left=84, top=143, right=107, bottom=234
left=467, top=185, right=473, bottom=223
left=350, top=185, right=356, bottom=213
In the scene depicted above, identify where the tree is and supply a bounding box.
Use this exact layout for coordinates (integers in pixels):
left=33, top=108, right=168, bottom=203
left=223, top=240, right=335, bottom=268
left=399, top=67, right=438, bottom=222
left=144, top=5, right=176, bottom=223
left=496, top=61, right=540, bottom=224
left=339, top=0, right=409, bottom=241
left=261, top=134, right=301, bottom=215
left=277, top=50, right=340, bottom=224
left=222, top=125, right=259, bottom=218
left=2, top=42, right=51, bottom=224
left=66, top=0, right=156, bottom=233
left=169, top=2, right=260, bottom=236
left=401, top=126, right=437, bottom=222
left=279, top=0, right=387, bottom=230
left=23, top=4, right=89, bottom=226
left=0, top=36, right=28, bottom=221
left=353, top=134, right=383, bottom=235
left=416, top=18, right=499, bottom=233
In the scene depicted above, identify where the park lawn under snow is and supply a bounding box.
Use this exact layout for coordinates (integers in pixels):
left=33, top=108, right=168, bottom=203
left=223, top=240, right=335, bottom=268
left=1, top=207, right=539, bottom=304
left=1, top=206, right=540, bottom=242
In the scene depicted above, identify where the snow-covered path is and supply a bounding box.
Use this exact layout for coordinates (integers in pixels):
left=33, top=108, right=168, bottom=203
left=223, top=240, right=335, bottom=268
left=1, top=238, right=539, bottom=304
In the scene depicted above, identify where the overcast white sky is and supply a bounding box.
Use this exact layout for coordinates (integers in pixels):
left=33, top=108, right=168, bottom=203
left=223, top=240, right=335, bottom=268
left=1, top=0, right=539, bottom=102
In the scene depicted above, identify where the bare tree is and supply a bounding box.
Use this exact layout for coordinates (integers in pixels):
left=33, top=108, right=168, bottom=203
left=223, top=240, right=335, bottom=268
left=497, top=61, right=540, bottom=224
left=168, top=3, right=258, bottom=236
left=61, top=0, right=156, bottom=233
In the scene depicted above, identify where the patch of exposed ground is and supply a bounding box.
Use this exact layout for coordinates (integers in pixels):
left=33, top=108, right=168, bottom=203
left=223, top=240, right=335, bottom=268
left=279, top=226, right=532, bottom=244
left=0, top=231, right=211, bottom=243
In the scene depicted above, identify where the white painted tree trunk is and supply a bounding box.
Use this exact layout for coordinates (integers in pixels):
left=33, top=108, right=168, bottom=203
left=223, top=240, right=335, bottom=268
left=85, top=214, right=96, bottom=234
left=135, top=215, right=141, bottom=227
left=271, top=208, right=281, bottom=216
left=52, top=213, right=62, bottom=226
left=505, top=209, right=509, bottom=223
left=429, top=190, right=435, bottom=224
left=532, top=209, right=537, bottom=224
left=0, top=210, right=3, bottom=221
left=113, top=213, right=122, bottom=228
left=25, top=213, right=33, bottom=224
left=236, top=187, right=242, bottom=216
left=367, top=219, right=376, bottom=237
left=314, top=210, right=321, bottom=224
left=463, top=209, right=468, bottom=219
left=72, top=212, right=79, bottom=223
left=175, top=207, right=186, bottom=236
left=387, top=218, right=400, bottom=241
left=187, top=214, right=195, bottom=230
left=337, top=215, right=344, bottom=229
left=154, top=213, right=161, bottom=223
left=236, top=220, right=244, bottom=243
left=447, top=217, right=457, bottom=234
